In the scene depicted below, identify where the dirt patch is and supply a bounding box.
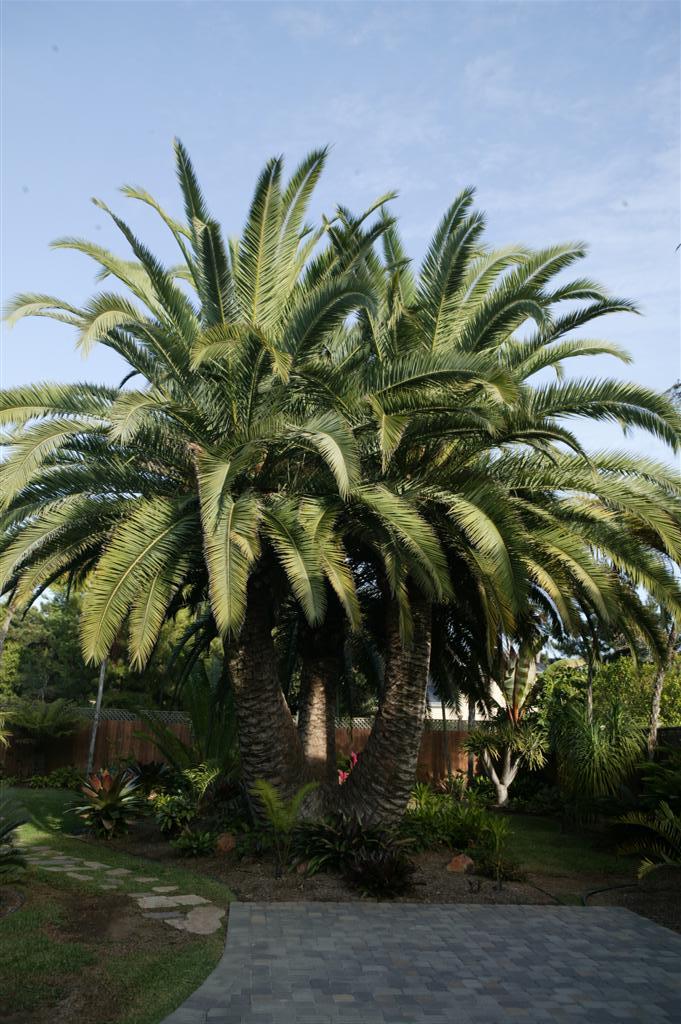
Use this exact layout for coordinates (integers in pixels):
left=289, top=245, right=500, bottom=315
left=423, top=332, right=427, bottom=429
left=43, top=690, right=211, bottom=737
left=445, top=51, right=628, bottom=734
left=0, top=886, right=25, bottom=918
left=2, top=881, right=203, bottom=1024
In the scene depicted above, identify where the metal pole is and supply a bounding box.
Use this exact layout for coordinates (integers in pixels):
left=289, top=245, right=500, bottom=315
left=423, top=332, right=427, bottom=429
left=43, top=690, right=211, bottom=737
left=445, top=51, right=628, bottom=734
left=86, top=658, right=107, bottom=776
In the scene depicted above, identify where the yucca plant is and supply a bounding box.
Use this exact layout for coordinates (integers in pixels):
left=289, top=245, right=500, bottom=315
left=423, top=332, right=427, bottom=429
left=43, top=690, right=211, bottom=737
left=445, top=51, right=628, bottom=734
left=75, top=767, right=141, bottom=838
left=618, top=802, right=681, bottom=879
left=551, top=699, right=645, bottom=814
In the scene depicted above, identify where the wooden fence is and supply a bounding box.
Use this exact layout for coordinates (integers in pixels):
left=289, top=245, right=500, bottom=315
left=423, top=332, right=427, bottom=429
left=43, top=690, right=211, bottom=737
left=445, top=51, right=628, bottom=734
left=2, top=719, right=192, bottom=778
left=336, top=727, right=469, bottom=782
left=2, top=717, right=470, bottom=782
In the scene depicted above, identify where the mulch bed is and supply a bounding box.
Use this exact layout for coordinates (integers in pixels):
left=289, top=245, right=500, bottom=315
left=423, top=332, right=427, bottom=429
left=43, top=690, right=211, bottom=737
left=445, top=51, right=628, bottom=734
left=95, top=818, right=681, bottom=933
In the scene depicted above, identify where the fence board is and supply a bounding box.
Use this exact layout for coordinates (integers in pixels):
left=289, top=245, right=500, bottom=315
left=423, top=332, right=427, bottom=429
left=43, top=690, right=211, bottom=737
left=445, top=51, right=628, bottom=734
left=3, top=718, right=469, bottom=782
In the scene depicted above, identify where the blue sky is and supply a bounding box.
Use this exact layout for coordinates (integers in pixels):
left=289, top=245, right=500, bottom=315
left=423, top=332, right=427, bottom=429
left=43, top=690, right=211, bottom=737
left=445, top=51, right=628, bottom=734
left=2, top=0, right=679, bottom=463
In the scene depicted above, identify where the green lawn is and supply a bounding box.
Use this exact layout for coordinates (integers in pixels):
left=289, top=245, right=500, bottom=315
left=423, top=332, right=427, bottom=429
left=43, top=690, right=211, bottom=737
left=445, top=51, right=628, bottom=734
left=2, top=787, right=231, bottom=1024
left=506, top=813, right=632, bottom=878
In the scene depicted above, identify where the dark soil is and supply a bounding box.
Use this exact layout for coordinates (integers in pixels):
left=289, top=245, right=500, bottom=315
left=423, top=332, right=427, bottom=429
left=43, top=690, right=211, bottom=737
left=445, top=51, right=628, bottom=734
left=0, top=886, right=24, bottom=918
left=96, top=818, right=681, bottom=933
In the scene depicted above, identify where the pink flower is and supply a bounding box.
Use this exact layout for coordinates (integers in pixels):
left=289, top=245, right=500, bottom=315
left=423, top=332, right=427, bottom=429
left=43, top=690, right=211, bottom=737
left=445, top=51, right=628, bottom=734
left=338, top=769, right=349, bottom=785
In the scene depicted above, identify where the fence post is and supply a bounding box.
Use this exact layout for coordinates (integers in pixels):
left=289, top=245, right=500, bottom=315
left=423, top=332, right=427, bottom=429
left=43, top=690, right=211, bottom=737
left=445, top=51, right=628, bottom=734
left=86, top=659, right=107, bottom=776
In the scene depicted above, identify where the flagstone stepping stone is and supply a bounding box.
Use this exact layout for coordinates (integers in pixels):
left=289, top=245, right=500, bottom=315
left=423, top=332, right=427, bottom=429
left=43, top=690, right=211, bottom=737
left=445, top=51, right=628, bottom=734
left=152, top=885, right=178, bottom=893
left=136, top=895, right=183, bottom=910
left=81, top=860, right=108, bottom=870
left=132, top=876, right=158, bottom=883
left=67, top=872, right=94, bottom=881
left=105, top=868, right=133, bottom=877
left=99, top=883, right=120, bottom=890
left=143, top=911, right=185, bottom=920
left=166, top=905, right=225, bottom=935
left=41, top=865, right=73, bottom=872
left=172, top=894, right=210, bottom=906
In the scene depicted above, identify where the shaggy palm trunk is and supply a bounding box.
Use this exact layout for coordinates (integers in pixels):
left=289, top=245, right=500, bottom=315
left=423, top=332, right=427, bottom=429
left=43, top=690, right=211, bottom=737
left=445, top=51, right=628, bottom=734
left=227, top=574, right=305, bottom=799
left=86, top=659, right=107, bottom=776
left=0, top=604, right=14, bottom=664
left=648, top=627, right=676, bottom=760
left=298, top=645, right=340, bottom=783
left=339, top=592, right=432, bottom=825
left=441, top=697, right=452, bottom=780
left=467, top=699, right=476, bottom=784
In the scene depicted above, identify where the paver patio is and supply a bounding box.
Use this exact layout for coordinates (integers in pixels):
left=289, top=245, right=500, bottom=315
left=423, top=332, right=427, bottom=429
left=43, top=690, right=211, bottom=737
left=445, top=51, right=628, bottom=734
left=161, top=901, right=681, bottom=1024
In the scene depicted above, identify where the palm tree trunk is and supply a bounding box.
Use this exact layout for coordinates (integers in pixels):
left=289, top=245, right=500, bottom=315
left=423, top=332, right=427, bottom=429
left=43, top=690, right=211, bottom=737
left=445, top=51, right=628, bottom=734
left=647, top=627, right=676, bottom=760
left=339, top=591, right=432, bottom=825
left=227, top=573, right=305, bottom=798
left=298, top=660, right=338, bottom=783
left=297, top=598, right=343, bottom=783
left=441, top=696, right=452, bottom=781
left=0, top=603, right=15, bottom=664
left=467, top=698, right=476, bottom=784
left=86, top=659, right=107, bottom=776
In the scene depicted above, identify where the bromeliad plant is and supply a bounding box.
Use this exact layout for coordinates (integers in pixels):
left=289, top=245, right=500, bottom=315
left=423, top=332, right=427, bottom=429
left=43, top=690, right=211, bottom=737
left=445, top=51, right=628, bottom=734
left=76, top=768, right=142, bottom=838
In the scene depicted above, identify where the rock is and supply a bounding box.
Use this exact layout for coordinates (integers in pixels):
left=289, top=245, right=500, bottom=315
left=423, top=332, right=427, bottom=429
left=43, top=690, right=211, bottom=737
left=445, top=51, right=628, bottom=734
left=136, top=895, right=182, bottom=909
left=216, top=832, right=237, bottom=854
left=152, top=885, right=179, bottom=893
left=172, top=894, right=210, bottom=906
left=446, top=854, right=475, bottom=874
left=167, top=905, right=225, bottom=935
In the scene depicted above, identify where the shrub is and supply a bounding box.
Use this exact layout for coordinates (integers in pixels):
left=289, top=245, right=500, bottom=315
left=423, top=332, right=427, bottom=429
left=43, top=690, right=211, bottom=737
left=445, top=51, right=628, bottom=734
left=75, top=768, right=141, bottom=838
left=129, top=760, right=173, bottom=796
left=551, top=699, right=644, bottom=810
left=638, top=752, right=681, bottom=812
left=344, top=842, right=416, bottom=898
left=251, top=779, right=318, bottom=876
left=292, top=813, right=387, bottom=875
left=293, top=812, right=416, bottom=897
left=472, top=815, right=523, bottom=888
left=400, top=789, right=488, bottom=851
left=152, top=791, right=196, bottom=835
left=0, top=796, right=27, bottom=881
left=171, top=830, right=217, bottom=857
left=5, top=698, right=82, bottom=739
left=509, top=784, right=564, bottom=817
left=21, top=765, right=83, bottom=791
left=618, top=802, right=681, bottom=879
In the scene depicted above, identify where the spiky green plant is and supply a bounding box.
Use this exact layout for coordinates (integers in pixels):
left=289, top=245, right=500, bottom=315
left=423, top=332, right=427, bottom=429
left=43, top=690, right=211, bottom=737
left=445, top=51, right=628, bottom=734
left=619, top=802, right=681, bottom=878
left=551, top=699, right=645, bottom=805
left=75, top=768, right=142, bottom=838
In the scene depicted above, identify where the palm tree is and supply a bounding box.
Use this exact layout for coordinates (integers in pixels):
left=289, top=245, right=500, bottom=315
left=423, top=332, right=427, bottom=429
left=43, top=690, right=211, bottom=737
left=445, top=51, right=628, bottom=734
left=1, top=142, right=387, bottom=796
left=313, top=197, right=681, bottom=819
left=3, top=156, right=681, bottom=825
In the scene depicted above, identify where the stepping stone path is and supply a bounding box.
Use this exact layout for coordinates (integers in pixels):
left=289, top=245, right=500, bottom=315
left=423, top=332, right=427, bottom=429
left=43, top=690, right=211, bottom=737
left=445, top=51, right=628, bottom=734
left=20, top=846, right=226, bottom=935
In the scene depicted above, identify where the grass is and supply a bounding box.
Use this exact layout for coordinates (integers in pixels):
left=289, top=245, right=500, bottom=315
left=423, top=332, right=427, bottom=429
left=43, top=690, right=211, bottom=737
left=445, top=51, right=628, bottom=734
left=506, top=813, right=631, bottom=878
left=1, top=786, right=232, bottom=1024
